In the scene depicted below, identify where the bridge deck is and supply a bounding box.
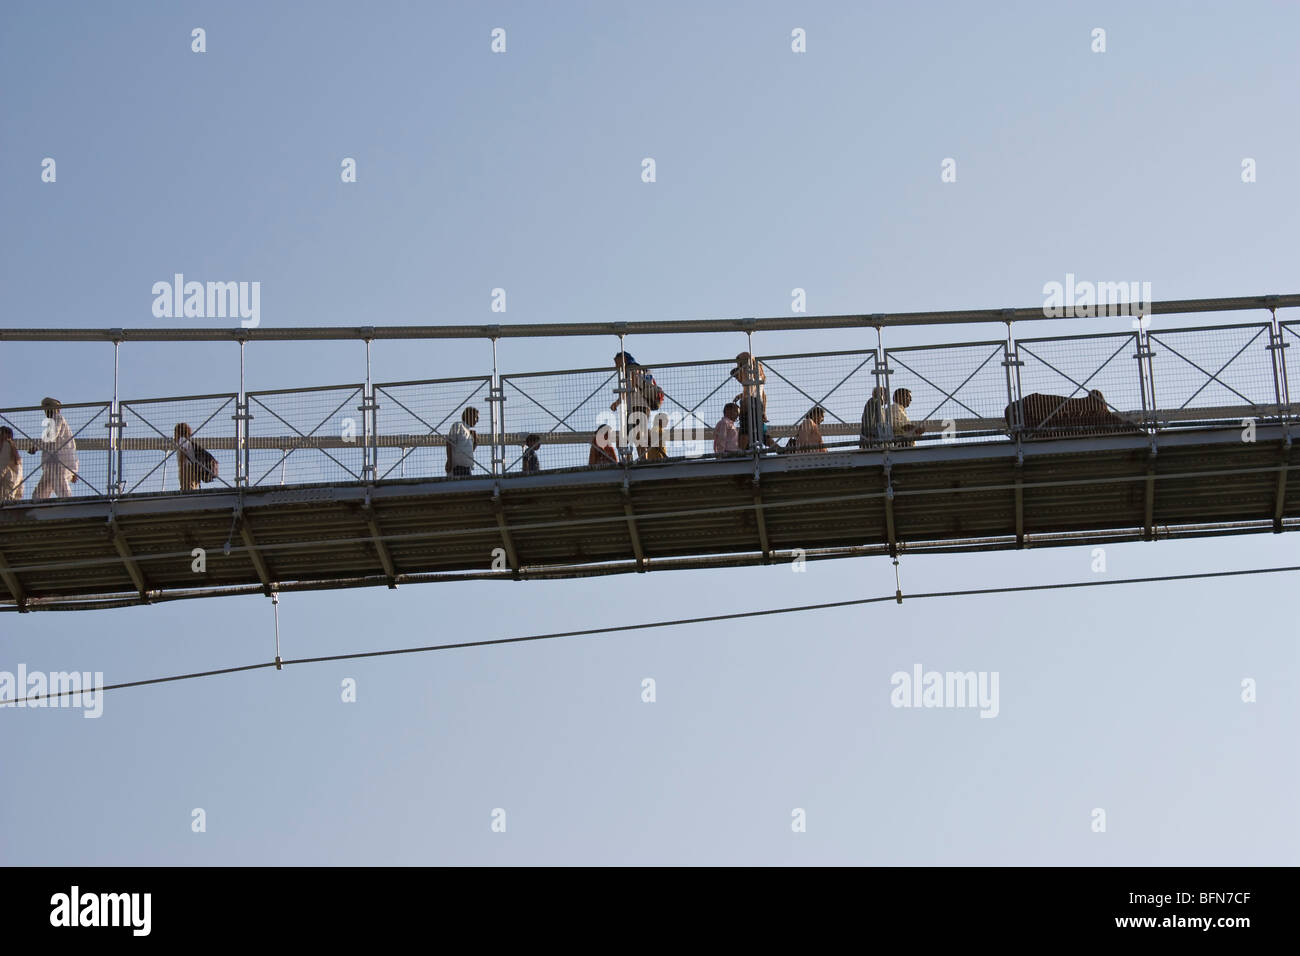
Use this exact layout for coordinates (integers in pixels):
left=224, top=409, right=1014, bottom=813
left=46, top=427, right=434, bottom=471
left=1, top=425, right=1293, bottom=610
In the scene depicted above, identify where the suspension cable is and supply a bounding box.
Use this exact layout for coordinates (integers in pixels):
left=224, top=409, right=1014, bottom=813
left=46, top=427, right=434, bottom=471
left=5, top=563, right=1297, bottom=706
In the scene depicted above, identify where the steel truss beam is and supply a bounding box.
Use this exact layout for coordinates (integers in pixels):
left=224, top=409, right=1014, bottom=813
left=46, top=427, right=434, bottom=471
left=0, top=549, right=27, bottom=609
left=108, top=518, right=149, bottom=598
left=363, top=493, right=399, bottom=588
left=492, top=485, right=520, bottom=575
left=238, top=513, right=274, bottom=595
left=621, top=480, right=646, bottom=570
left=1274, top=439, right=1291, bottom=532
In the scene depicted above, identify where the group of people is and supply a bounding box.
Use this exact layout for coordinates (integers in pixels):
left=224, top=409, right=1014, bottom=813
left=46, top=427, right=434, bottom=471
left=580, top=351, right=926, bottom=468
left=0, top=397, right=221, bottom=504
left=859, top=386, right=924, bottom=448
left=0, top=397, right=80, bottom=503
left=707, top=386, right=922, bottom=457
left=2, top=358, right=929, bottom=501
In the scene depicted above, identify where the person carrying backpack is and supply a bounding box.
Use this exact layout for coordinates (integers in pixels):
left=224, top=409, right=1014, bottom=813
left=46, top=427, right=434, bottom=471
left=174, top=422, right=200, bottom=491
left=174, top=422, right=219, bottom=490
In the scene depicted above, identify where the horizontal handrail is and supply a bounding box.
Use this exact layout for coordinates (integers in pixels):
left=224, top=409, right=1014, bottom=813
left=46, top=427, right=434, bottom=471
left=1, top=404, right=1279, bottom=454
left=0, top=294, right=1295, bottom=341
left=1, top=315, right=1294, bottom=504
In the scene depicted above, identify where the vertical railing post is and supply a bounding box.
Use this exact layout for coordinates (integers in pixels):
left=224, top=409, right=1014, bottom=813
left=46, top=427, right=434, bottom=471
left=1265, top=304, right=1289, bottom=423
left=107, top=336, right=124, bottom=496
left=1133, top=326, right=1150, bottom=433
left=1143, top=323, right=1158, bottom=433
left=873, top=325, right=892, bottom=441
left=489, top=335, right=504, bottom=475
left=361, top=334, right=376, bottom=483
left=1001, top=318, right=1024, bottom=434
left=234, top=339, right=249, bottom=488
left=616, top=329, right=629, bottom=464
left=744, top=329, right=758, bottom=457
left=1132, top=318, right=1156, bottom=435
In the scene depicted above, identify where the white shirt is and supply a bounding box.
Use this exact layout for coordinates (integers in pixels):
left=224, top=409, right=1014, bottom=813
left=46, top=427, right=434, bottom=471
left=889, top=405, right=916, bottom=445
left=448, top=421, right=476, bottom=469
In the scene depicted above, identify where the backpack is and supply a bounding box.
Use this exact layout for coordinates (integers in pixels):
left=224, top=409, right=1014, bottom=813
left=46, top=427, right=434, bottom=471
left=640, top=370, right=664, bottom=411
left=194, top=445, right=219, bottom=482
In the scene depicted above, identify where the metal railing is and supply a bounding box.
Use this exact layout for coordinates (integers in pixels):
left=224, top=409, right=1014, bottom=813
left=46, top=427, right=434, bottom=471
left=0, top=315, right=1294, bottom=505
left=374, top=376, right=494, bottom=480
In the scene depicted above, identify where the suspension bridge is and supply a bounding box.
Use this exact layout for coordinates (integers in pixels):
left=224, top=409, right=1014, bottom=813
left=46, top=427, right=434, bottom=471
left=1, top=293, right=1298, bottom=611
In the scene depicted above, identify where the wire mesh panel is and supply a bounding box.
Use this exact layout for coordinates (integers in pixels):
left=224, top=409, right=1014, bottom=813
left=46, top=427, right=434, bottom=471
left=0, top=401, right=110, bottom=501
left=1281, top=322, right=1300, bottom=411
left=1015, top=332, right=1144, bottom=439
left=637, top=357, right=736, bottom=459
left=885, top=341, right=1011, bottom=445
left=1147, top=324, right=1278, bottom=426
left=120, top=394, right=238, bottom=494
left=246, top=384, right=366, bottom=487
left=760, top=349, right=878, bottom=450
left=374, top=376, right=492, bottom=480
left=502, top=367, right=619, bottom=472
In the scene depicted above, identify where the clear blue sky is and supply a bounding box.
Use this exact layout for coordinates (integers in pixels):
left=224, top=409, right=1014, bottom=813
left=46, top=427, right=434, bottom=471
left=1, top=0, right=1296, bottom=864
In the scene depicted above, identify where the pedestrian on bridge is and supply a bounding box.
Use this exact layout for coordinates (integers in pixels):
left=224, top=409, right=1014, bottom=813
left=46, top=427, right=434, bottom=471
left=714, top=402, right=741, bottom=456
left=889, top=389, right=924, bottom=447
left=644, top=413, right=670, bottom=461
left=29, top=397, right=78, bottom=500
left=610, top=351, right=654, bottom=461
left=447, top=407, right=479, bottom=477
left=174, top=422, right=200, bottom=492
left=522, top=434, right=541, bottom=474
left=793, top=406, right=828, bottom=453
left=732, top=352, right=774, bottom=450
left=590, top=425, right=619, bottom=466
left=0, top=426, right=23, bottom=502
left=860, top=387, right=888, bottom=448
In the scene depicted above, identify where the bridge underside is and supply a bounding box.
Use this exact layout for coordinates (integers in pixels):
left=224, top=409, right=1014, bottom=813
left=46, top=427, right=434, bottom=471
left=1, top=425, right=1295, bottom=610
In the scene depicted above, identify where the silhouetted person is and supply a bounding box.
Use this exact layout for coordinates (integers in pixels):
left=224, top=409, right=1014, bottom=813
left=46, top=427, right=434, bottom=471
left=174, top=422, right=200, bottom=491
left=522, top=434, right=541, bottom=474
left=860, top=386, right=888, bottom=448
left=794, top=406, right=828, bottom=452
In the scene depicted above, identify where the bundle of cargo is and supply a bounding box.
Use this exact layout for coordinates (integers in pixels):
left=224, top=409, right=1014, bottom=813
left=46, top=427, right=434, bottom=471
left=1004, top=390, right=1137, bottom=439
